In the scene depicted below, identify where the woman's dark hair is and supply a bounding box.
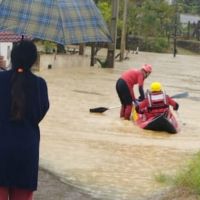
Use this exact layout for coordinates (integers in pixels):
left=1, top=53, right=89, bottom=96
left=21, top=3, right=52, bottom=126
left=10, top=40, right=37, bottom=121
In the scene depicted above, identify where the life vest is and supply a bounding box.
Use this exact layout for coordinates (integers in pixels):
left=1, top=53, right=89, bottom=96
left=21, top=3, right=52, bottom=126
left=146, top=90, right=169, bottom=114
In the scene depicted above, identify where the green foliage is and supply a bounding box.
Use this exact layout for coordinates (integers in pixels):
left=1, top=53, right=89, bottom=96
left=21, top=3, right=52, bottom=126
left=96, top=0, right=198, bottom=53
left=139, top=37, right=169, bottom=53
left=96, top=0, right=174, bottom=40
left=125, top=36, right=170, bottom=53
left=129, top=0, right=174, bottom=38
left=154, top=171, right=173, bottom=184
left=97, top=2, right=111, bottom=24
left=177, top=0, right=200, bottom=15
left=153, top=37, right=170, bottom=52
left=154, top=152, right=200, bottom=198
left=97, top=0, right=123, bottom=34
left=174, top=152, right=200, bottom=194
left=156, top=152, right=200, bottom=194
left=43, top=41, right=56, bottom=54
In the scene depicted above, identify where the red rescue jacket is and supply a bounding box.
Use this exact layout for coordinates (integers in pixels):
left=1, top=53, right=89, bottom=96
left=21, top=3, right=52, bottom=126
left=136, top=90, right=178, bottom=119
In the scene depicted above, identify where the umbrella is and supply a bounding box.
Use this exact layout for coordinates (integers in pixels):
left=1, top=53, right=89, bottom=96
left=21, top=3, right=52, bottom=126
left=0, top=0, right=111, bottom=45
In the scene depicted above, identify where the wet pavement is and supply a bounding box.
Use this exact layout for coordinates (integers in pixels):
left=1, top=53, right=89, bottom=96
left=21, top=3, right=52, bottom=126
left=36, top=50, right=200, bottom=200
left=35, top=169, right=99, bottom=200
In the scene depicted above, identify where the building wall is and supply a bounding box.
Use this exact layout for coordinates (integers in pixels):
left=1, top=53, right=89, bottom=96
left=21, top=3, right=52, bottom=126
left=0, top=42, right=13, bottom=67
left=165, top=0, right=174, bottom=5
left=180, top=14, right=200, bottom=24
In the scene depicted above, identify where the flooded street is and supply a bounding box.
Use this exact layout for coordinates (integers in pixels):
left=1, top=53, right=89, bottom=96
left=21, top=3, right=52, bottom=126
left=37, top=50, right=200, bottom=200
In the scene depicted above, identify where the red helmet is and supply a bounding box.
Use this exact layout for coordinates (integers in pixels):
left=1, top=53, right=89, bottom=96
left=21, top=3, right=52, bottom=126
left=142, top=64, right=152, bottom=73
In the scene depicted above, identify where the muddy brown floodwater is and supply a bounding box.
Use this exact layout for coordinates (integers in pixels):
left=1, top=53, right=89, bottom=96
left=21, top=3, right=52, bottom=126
left=36, top=49, right=200, bottom=200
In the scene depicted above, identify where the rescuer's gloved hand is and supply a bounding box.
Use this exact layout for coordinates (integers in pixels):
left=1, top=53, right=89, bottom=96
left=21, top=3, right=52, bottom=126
left=173, top=103, right=179, bottom=111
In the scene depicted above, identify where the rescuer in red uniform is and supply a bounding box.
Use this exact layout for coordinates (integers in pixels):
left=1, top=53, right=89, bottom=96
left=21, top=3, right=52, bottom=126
left=135, top=82, right=179, bottom=119
left=116, top=64, right=152, bottom=120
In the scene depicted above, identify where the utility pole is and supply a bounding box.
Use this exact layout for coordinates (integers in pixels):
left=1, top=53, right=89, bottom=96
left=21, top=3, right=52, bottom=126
left=173, top=0, right=178, bottom=57
left=90, top=0, right=98, bottom=66
left=120, top=0, right=128, bottom=61
left=105, top=0, right=119, bottom=68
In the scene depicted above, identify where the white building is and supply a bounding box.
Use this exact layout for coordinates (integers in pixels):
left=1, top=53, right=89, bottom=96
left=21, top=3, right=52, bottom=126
left=0, top=32, right=31, bottom=68
left=180, top=14, right=200, bottom=24
left=0, top=32, right=13, bottom=68
left=165, top=0, right=174, bottom=5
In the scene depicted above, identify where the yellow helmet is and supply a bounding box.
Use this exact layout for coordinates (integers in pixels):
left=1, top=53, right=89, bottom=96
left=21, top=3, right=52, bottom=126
left=150, top=82, right=162, bottom=92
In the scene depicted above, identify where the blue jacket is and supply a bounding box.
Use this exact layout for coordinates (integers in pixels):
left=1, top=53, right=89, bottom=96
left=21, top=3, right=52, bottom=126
left=0, top=70, right=49, bottom=191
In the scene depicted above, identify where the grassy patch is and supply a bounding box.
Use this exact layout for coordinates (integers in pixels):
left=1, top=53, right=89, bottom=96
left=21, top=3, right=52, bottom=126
left=154, top=171, right=173, bottom=184
left=155, top=152, right=200, bottom=198
left=174, top=152, right=200, bottom=194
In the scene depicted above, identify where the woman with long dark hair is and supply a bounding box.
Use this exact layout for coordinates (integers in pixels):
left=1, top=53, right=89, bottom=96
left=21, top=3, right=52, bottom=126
left=0, top=40, right=49, bottom=200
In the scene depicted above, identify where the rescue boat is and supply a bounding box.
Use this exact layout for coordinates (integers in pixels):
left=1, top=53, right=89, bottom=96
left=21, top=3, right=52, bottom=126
left=132, top=108, right=180, bottom=134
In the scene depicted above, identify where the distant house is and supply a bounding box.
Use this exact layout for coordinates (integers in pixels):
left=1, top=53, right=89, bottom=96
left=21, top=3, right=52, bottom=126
left=180, top=14, right=200, bottom=24
left=179, top=14, right=200, bottom=40
left=165, top=0, right=174, bottom=5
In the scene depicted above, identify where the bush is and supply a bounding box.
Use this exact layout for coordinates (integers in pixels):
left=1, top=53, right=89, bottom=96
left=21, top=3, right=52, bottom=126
left=154, top=151, right=200, bottom=198
left=44, top=41, right=57, bottom=54
left=153, top=37, right=169, bottom=53
left=124, top=35, right=170, bottom=53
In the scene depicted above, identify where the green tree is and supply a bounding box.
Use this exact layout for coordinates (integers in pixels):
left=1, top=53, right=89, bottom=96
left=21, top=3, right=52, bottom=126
left=97, top=1, right=111, bottom=24
left=128, top=0, right=174, bottom=38
left=177, top=0, right=200, bottom=14
left=96, top=0, right=177, bottom=52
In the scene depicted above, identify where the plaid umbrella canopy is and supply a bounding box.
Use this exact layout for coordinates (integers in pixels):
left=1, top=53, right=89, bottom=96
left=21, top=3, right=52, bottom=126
left=0, top=0, right=111, bottom=45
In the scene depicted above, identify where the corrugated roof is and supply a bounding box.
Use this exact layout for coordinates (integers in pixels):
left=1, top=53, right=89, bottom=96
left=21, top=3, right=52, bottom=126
left=0, top=32, right=31, bottom=42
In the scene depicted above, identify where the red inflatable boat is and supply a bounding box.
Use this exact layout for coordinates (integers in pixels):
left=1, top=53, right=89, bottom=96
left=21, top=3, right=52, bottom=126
left=132, top=108, right=180, bottom=134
